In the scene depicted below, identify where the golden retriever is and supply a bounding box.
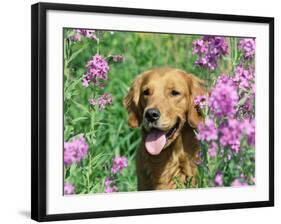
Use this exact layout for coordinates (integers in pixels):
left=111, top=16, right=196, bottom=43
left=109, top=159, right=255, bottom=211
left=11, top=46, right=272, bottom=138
left=124, top=67, right=205, bottom=190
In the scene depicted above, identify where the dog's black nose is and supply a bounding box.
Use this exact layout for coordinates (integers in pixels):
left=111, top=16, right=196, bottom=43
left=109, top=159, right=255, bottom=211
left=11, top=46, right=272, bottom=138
left=145, top=108, right=160, bottom=122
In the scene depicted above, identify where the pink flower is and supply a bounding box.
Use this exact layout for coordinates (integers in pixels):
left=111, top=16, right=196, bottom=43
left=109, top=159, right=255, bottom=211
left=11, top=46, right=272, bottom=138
left=112, top=55, right=124, bottom=63
left=208, top=142, right=217, bottom=158
left=104, top=177, right=118, bottom=193
left=219, top=119, right=243, bottom=153
left=64, top=182, right=75, bottom=195
left=194, top=95, right=207, bottom=110
left=192, top=39, right=208, bottom=55
left=243, top=119, right=255, bottom=146
left=75, top=29, right=98, bottom=41
left=209, top=74, right=238, bottom=118
left=244, top=96, right=254, bottom=113
left=89, top=99, right=97, bottom=106
left=193, top=36, right=228, bottom=70
left=238, top=38, right=255, bottom=59
left=214, top=171, right=223, bottom=186
left=234, top=66, right=254, bottom=89
left=82, top=54, right=109, bottom=87
left=64, top=135, right=89, bottom=166
left=111, top=156, right=128, bottom=174
left=89, top=93, right=112, bottom=111
left=197, top=118, right=218, bottom=142
left=231, top=179, right=248, bottom=187
left=105, top=185, right=118, bottom=193
left=69, top=32, right=81, bottom=42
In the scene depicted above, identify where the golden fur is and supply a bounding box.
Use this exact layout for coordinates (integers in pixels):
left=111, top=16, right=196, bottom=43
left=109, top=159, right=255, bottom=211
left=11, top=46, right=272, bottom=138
left=124, top=67, right=205, bottom=190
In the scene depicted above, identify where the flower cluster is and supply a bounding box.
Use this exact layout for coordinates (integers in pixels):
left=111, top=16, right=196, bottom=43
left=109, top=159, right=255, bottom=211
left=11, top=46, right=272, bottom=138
left=192, top=36, right=228, bottom=70
left=82, top=54, right=109, bottom=87
left=112, top=55, right=124, bottom=63
left=70, top=29, right=98, bottom=42
left=111, top=156, right=128, bottom=174
left=231, top=179, right=248, bottom=187
left=238, top=38, right=256, bottom=59
left=208, top=74, right=238, bottom=118
left=194, top=95, right=207, bottom=110
left=208, top=142, right=217, bottom=158
left=197, top=109, right=255, bottom=154
left=104, top=177, right=118, bottom=193
left=197, top=118, right=217, bottom=142
left=104, top=156, right=128, bottom=193
left=243, top=119, right=255, bottom=146
left=234, top=65, right=255, bottom=90
left=64, top=135, right=89, bottom=166
left=219, top=118, right=244, bottom=153
left=64, top=182, right=75, bottom=195
left=193, top=36, right=256, bottom=188
left=89, top=93, right=112, bottom=111
left=214, top=171, right=223, bottom=186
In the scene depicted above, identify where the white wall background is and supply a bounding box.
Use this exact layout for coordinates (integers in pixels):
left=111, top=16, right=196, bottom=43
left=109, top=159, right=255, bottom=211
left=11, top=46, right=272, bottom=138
left=0, top=0, right=279, bottom=223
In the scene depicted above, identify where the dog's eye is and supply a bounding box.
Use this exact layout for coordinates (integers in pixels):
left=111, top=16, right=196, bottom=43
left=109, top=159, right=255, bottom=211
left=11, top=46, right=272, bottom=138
left=143, top=89, right=150, bottom=96
left=171, top=90, right=180, bottom=96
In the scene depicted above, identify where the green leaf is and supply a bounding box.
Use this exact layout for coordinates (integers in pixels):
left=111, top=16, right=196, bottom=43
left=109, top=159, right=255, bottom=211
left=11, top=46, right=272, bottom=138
left=72, top=116, right=89, bottom=123
left=71, top=99, right=90, bottom=115
left=238, top=95, right=248, bottom=106
left=67, top=46, right=86, bottom=64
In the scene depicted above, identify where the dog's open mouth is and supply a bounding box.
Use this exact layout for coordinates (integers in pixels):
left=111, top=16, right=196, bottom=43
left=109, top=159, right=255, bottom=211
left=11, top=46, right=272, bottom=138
left=165, top=119, right=180, bottom=139
left=144, top=119, right=180, bottom=155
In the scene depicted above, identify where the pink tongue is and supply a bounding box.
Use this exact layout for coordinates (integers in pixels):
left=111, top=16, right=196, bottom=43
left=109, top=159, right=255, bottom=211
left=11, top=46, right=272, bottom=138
left=145, top=130, right=167, bottom=155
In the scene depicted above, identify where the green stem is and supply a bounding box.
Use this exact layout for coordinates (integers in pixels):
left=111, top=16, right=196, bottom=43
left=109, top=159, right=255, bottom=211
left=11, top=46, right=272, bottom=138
left=86, top=154, right=92, bottom=193
left=96, top=31, right=100, bottom=54
left=64, top=166, right=67, bottom=179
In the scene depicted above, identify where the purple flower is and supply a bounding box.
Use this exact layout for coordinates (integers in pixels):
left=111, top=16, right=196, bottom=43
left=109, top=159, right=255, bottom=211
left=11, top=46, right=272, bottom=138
left=104, top=177, right=118, bottom=193
left=112, top=55, right=124, bottom=63
left=208, top=142, right=217, bottom=158
left=193, top=36, right=228, bottom=70
left=64, top=135, right=89, bottom=166
left=209, top=74, right=238, bottom=118
left=244, top=96, right=254, bottom=112
left=98, top=93, right=112, bottom=111
left=111, top=156, right=128, bottom=174
left=231, top=179, right=248, bottom=187
left=105, top=185, right=117, bottom=193
left=82, top=54, right=109, bottom=87
left=75, top=29, right=98, bottom=41
left=69, top=32, right=81, bottom=42
left=64, top=182, right=75, bottom=195
left=219, top=119, right=243, bottom=153
left=192, top=39, right=208, bottom=55
left=194, top=95, right=207, bottom=110
left=89, top=93, right=113, bottom=111
left=238, top=38, right=255, bottom=59
left=197, top=118, right=218, bottom=142
left=89, top=98, right=97, bottom=106
left=214, top=171, right=223, bottom=186
left=219, top=118, right=255, bottom=152
left=233, top=65, right=255, bottom=90
left=243, top=119, right=255, bottom=146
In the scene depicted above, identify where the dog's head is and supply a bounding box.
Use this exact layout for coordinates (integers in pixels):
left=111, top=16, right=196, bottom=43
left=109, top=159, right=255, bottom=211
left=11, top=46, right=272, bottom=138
left=124, top=68, right=205, bottom=155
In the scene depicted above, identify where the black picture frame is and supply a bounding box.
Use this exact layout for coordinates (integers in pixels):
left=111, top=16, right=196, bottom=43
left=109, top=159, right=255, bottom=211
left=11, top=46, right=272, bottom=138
left=31, top=2, right=274, bottom=222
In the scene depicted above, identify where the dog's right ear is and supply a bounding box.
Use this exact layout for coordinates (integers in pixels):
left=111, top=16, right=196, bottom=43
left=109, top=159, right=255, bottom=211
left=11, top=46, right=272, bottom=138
left=123, top=73, right=144, bottom=128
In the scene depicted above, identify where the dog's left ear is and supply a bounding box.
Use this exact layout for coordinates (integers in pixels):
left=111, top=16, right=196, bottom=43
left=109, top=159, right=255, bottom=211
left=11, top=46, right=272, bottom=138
left=186, top=73, right=206, bottom=128
left=123, top=73, right=144, bottom=128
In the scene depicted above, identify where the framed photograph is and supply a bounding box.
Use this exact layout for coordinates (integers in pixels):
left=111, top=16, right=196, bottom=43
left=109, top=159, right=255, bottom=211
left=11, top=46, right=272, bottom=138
left=31, top=2, right=274, bottom=222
